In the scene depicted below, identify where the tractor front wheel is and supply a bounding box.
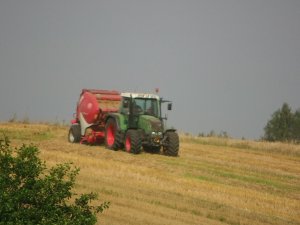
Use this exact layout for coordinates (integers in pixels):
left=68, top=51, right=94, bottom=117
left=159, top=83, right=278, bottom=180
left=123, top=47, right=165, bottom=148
left=125, top=130, right=142, bottom=154
left=163, top=132, right=179, bottom=156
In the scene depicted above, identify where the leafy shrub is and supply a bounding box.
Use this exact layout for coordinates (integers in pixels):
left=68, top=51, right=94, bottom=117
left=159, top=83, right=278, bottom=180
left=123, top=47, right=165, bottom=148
left=0, top=136, right=109, bottom=225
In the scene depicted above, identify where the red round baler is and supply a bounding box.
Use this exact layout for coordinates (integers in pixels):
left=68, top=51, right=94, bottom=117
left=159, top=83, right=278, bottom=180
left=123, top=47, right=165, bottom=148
left=71, top=89, right=121, bottom=144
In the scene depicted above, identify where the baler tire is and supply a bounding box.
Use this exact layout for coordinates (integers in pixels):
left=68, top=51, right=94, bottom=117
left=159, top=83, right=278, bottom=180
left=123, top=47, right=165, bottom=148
left=163, top=132, right=179, bottom=156
left=125, top=130, right=142, bottom=154
left=105, top=118, right=122, bottom=150
left=68, top=124, right=81, bottom=143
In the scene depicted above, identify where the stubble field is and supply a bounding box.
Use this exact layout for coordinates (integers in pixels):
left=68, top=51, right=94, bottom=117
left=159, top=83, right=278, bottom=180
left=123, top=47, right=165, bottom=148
left=0, top=122, right=299, bottom=225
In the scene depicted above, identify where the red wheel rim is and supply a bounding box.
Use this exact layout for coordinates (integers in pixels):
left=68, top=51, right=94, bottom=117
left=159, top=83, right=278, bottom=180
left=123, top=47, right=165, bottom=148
left=106, top=125, right=115, bottom=147
left=125, top=136, right=131, bottom=152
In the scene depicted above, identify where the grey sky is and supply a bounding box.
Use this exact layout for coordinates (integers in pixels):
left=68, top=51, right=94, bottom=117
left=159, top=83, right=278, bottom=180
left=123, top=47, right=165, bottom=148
left=0, top=0, right=299, bottom=139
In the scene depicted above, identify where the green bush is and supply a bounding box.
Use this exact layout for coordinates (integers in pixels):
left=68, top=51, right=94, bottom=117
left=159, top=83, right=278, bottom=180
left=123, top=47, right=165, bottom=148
left=0, top=136, right=109, bottom=225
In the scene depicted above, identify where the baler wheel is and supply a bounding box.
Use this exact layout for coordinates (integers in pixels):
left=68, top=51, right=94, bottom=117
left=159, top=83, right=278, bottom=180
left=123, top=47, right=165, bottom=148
left=68, top=124, right=81, bottom=143
left=163, top=132, right=179, bottom=156
left=125, top=130, right=142, bottom=154
left=105, top=118, right=122, bottom=150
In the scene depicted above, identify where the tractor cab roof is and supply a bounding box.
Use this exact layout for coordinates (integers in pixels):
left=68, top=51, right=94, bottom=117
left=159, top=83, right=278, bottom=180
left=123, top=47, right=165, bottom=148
left=121, top=92, right=160, bottom=100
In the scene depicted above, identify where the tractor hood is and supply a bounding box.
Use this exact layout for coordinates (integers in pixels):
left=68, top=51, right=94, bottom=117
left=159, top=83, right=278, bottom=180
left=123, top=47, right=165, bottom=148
left=138, top=115, right=163, bottom=133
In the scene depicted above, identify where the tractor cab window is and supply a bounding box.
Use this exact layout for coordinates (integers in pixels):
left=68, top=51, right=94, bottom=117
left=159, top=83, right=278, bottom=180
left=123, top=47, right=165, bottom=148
left=133, top=98, right=159, bottom=117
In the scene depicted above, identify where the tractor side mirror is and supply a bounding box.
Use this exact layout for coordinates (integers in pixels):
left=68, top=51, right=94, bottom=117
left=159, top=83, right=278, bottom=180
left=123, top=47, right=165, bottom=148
left=168, top=103, right=172, bottom=110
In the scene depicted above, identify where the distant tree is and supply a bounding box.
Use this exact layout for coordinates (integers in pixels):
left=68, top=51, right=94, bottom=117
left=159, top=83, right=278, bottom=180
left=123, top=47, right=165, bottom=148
left=8, top=113, right=17, bottom=123
left=198, top=132, right=205, bottom=137
left=208, top=130, right=216, bottom=137
left=0, top=136, right=109, bottom=225
left=219, top=131, right=230, bottom=139
left=264, top=103, right=295, bottom=142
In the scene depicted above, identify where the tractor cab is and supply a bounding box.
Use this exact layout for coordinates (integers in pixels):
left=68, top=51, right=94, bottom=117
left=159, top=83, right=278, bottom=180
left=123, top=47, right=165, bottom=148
left=121, top=93, right=161, bottom=118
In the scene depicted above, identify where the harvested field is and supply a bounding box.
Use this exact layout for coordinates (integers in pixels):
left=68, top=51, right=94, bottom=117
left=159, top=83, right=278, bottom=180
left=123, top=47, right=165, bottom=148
left=1, top=122, right=299, bottom=225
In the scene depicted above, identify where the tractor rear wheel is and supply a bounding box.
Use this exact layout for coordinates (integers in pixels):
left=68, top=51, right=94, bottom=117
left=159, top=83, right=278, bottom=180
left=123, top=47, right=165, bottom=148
left=125, top=130, right=142, bottom=154
left=68, top=124, right=81, bottom=143
left=163, top=132, right=179, bottom=156
left=105, top=118, right=122, bottom=150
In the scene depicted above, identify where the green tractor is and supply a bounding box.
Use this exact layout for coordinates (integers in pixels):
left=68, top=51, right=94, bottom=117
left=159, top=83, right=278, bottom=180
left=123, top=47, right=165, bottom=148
left=69, top=89, right=179, bottom=156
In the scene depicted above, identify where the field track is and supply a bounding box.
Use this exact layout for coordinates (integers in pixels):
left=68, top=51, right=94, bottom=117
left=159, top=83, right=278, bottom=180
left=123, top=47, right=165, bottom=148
left=1, top=122, right=300, bottom=225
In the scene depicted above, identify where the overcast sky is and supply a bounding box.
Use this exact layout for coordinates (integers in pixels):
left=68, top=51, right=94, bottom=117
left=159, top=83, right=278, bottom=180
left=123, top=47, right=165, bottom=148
left=0, top=0, right=299, bottom=139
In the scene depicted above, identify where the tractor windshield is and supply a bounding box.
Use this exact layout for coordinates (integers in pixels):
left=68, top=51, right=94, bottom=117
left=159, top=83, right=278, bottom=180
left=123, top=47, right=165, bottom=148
left=133, top=98, right=160, bottom=117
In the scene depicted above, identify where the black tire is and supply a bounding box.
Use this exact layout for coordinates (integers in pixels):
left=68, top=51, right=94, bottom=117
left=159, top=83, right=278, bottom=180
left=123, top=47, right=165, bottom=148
left=125, top=130, right=142, bottom=154
left=105, top=118, right=122, bottom=150
left=163, top=132, right=179, bottom=156
left=68, top=124, right=81, bottom=143
left=143, top=145, right=161, bottom=153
